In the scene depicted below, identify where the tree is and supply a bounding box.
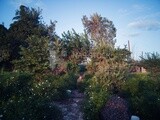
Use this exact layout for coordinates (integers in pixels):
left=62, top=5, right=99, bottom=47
left=0, top=24, right=9, bottom=62
left=10, top=5, right=47, bottom=39
left=0, top=24, right=12, bottom=70
left=62, top=29, right=90, bottom=60
left=87, top=44, right=130, bottom=91
left=8, top=5, right=50, bottom=61
left=141, top=52, right=160, bottom=77
left=13, top=35, right=50, bottom=74
left=49, top=29, right=91, bottom=74
left=82, top=13, right=116, bottom=47
left=2, top=5, right=57, bottom=71
left=84, top=44, right=131, bottom=120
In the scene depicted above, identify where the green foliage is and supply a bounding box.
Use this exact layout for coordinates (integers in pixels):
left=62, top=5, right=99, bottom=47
left=41, top=73, right=77, bottom=100
left=81, top=14, right=130, bottom=118
left=1, top=5, right=56, bottom=71
left=61, top=29, right=90, bottom=65
left=62, top=29, right=90, bottom=58
left=49, top=29, right=91, bottom=74
left=1, top=95, right=62, bottom=120
left=83, top=76, right=109, bottom=120
left=13, top=35, right=50, bottom=74
left=87, top=45, right=130, bottom=92
left=9, top=5, right=48, bottom=41
left=8, top=5, right=48, bottom=61
left=141, top=52, right=160, bottom=77
left=122, top=74, right=160, bottom=120
left=0, top=72, right=78, bottom=119
left=0, top=24, right=10, bottom=63
left=83, top=44, right=130, bottom=120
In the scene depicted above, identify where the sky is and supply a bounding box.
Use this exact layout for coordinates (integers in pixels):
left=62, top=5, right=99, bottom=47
left=0, top=0, right=160, bottom=60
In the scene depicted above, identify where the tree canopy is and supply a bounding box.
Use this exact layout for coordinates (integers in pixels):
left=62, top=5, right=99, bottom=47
left=0, top=5, right=56, bottom=70
left=82, top=13, right=116, bottom=47
left=13, top=35, right=50, bottom=74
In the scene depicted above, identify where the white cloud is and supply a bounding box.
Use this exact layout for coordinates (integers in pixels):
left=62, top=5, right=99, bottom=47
left=128, top=20, right=160, bottom=31
left=135, top=12, right=160, bottom=21
left=132, top=4, right=149, bottom=11
left=121, top=32, right=140, bottom=38
left=128, top=33, right=140, bottom=37
left=118, top=4, right=150, bottom=17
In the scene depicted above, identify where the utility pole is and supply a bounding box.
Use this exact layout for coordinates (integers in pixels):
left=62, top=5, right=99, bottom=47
left=128, top=40, right=130, bottom=52
left=128, top=40, right=132, bottom=60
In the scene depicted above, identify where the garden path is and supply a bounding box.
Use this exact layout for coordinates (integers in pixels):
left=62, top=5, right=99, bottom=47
left=52, top=90, right=85, bottom=120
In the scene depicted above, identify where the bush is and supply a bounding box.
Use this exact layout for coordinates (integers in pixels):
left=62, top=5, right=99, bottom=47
left=77, top=74, right=92, bottom=92
left=42, top=72, right=77, bottom=100
left=1, top=95, right=63, bottom=120
left=0, top=72, right=68, bottom=120
left=83, top=76, right=110, bottom=120
left=122, top=73, right=160, bottom=120
left=0, top=72, right=32, bottom=101
left=82, top=45, right=130, bottom=120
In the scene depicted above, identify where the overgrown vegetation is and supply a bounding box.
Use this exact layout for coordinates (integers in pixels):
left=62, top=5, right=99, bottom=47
left=122, top=73, right=160, bottom=120
left=141, top=52, right=160, bottom=78
left=0, top=72, right=77, bottom=119
left=80, top=13, right=130, bottom=120
left=1, top=5, right=160, bottom=120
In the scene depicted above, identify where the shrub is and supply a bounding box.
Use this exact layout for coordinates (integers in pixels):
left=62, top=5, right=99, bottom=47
left=140, top=52, right=160, bottom=78
left=42, top=72, right=77, bottom=100
left=83, top=76, right=110, bottom=120
left=1, top=95, right=63, bottom=120
left=0, top=72, right=65, bottom=120
left=83, top=45, right=130, bottom=120
left=122, top=73, right=160, bottom=120
left=0, top=72, right=32, bottom=101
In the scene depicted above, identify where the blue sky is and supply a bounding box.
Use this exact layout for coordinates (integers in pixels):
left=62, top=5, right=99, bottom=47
left=0, top=0, right=160, bottom=60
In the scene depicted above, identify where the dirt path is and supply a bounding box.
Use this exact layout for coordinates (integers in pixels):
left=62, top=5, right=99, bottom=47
left=52, top=90, right=85, bottom=120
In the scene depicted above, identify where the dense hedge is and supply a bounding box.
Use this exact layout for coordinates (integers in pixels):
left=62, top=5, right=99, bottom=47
left=122, top=73, right=160, bottom=120
left=0, top=72, right=77, bottom=120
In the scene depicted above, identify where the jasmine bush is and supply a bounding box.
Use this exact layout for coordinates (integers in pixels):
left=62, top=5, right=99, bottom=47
left=0, top=72, right=77, bottom=120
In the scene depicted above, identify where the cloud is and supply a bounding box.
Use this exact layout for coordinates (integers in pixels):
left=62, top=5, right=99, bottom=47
left=135, top=12, right=160, bottom=21
left=118, top=4, right=150, bottom=17
left=122, top=32, right=140, bottom=38
left=128, top=20, right=160, bottom=31
left=132, top=4, right=149, bottom=11
left=128, top=33, right=140, bottom=37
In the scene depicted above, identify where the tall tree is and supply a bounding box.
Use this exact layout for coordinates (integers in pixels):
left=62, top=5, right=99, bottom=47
left=8, top=5, right=49, bottom=61
left=0, top=24, right=11, bottom=69
left=82, top=13, right=116, bottom=47
left=4, top=5, right=57, bottom=71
